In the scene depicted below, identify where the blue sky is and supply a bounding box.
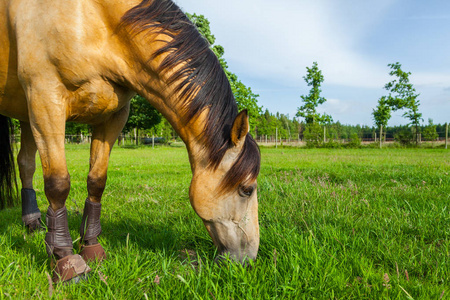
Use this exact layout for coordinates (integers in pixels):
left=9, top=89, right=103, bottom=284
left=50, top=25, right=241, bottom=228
left=176, top=0, right=450, bottom=126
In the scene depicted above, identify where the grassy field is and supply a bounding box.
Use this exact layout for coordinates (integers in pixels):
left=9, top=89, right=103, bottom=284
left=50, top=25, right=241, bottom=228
left=0, top=145, right=449, bottom=299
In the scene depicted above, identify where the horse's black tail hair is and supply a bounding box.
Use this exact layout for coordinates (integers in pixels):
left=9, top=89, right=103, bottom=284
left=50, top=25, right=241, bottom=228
left=0, top=114, right=18, bottom=209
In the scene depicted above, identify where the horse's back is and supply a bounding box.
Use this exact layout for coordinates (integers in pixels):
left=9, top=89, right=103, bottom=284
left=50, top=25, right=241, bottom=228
left=0, top=0, right=138, bottom=123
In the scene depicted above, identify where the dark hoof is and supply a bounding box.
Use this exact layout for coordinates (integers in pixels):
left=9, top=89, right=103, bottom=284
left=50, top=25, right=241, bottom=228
left=52, top=254, right=91, bottom=283
left=26, top=218, right=44, bottom=233
left=80, top=243, right=106, bottom=263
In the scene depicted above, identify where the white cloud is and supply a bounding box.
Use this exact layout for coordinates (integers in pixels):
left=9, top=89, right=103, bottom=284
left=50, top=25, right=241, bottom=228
left=318, top=98, right=352, bottom=115
left=411, top=72, right=450, bottom=88
left=176, top=0, right=396, bottom=86
left=317, top=98, right=378, bottom=125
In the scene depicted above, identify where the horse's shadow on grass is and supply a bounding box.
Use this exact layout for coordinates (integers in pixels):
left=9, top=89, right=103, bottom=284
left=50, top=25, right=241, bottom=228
left=0, top=205, right=213, bottom=267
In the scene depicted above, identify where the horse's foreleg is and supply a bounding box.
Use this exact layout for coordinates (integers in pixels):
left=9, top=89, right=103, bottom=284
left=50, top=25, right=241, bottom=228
left=31, top=123, right=72, bottom=260
left=27, top=91, right=90, bottom=282
left=80, top=106, right=129, bottom=262
left=18, top=121, right=42, bottom=232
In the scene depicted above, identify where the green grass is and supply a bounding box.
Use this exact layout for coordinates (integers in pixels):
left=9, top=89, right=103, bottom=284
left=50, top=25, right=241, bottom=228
left=1, top=145, right=449, bottom=299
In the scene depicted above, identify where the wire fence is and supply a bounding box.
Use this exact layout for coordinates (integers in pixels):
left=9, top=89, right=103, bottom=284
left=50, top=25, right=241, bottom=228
left=253, top=136, right=448, bottom=144
left=9, top=127, right=449, bottom=148
left=64, top=134, right=170, bottom=146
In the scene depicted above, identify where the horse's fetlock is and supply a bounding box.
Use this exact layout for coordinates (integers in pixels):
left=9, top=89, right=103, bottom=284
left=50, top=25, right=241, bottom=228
left=87, top=174, right=106, bottom=199
left=44, top=174, right=70, bottom=204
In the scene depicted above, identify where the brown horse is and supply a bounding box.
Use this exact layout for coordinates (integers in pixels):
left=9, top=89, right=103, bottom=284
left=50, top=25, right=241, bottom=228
left=0, top=0, right=260, bottom=282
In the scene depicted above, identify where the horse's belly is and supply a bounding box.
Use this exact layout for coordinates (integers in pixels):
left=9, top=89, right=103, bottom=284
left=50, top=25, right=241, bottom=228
left=0, top=91, right=29, bottom=121
left=0, top=1, right=29, bottom=121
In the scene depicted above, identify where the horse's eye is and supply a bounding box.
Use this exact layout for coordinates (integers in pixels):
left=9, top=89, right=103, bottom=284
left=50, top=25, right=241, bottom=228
left=239, top=185, right=254, bottom=197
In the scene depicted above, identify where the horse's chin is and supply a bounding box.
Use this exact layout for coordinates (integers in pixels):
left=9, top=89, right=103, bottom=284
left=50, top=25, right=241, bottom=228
left=203, top=219, right=259, bottom=265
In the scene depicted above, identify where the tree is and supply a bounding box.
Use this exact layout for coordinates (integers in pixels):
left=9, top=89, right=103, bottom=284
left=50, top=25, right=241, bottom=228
left=279, top=113, right=292, bottom=140
left=66, top=122, right=90, bottom=136
left=228, top=73, right=261, bottom=132
left=372, top=96, right=391, bottom=148
left=65, top=122, right=91, bottom=143
left=296, top=62, right=332, bottom=125
left=384, top=62, right=423, bottom=145
left=186, top=13, right=226, bottom=65
left=125, top=95, right=162, bottom=144
left=11, top=118, right=20, bottom=135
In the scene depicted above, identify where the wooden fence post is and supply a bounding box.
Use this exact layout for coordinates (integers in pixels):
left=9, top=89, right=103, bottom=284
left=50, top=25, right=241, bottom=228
left=275, top=127, right=278, bottom=149
left=445, top=122, right=448, bottom=149
left=379, top=125, right=383, bottom=149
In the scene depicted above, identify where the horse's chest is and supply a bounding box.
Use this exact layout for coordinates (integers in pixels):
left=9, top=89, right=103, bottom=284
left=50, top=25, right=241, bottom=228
left=66, top=81, right=133, bottom=124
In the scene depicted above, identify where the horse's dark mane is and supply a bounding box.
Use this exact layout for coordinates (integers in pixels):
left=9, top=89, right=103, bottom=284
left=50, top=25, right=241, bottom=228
left=121, top=0, right=260, bottom=190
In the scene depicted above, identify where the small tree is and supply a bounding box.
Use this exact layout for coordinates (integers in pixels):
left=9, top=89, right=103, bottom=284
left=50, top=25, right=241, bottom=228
left=422, top=118, right=438, bottom=142
left=372, top=96, right=391, bottom=148
left=303, top=123, right=323, bottom=148
left=296, top=62, right=332, bottom=125
left=384, top=63, right=423, bottom=145
left=297, top=62, right=332, bottom=146
left=347, top=133, right=361, bottom=148
left=394, top=129, right=414, bottom=146
left=152, top=117, right=176, bottom=141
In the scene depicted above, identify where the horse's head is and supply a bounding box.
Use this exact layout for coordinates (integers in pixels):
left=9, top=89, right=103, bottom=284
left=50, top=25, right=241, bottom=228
left=189, top=110, right=260, bottom=263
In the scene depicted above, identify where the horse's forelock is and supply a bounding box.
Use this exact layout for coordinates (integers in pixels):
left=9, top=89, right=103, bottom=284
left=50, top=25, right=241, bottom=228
left=220, top=134, right=261, bottom=193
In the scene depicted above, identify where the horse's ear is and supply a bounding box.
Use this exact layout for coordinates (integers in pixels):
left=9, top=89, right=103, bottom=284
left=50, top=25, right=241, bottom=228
left=230, top=110, right=249, bottom=147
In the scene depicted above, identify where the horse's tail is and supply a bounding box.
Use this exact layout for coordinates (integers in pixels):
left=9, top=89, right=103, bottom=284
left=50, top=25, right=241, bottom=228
left=0, top=114, right=18, bottom=209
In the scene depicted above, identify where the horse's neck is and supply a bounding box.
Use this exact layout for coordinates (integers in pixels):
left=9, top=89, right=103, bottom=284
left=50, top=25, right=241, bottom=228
left=118, top=39, right=205, bottom=168
left=105, top=4, right=213, bottom=170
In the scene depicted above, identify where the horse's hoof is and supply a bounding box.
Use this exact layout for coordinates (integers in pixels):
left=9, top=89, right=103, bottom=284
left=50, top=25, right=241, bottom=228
left=52, top=254, right=91, bottom=283
left=26, top=218, right=44, bottom=234
left=80, top=243, right=106, bottom=263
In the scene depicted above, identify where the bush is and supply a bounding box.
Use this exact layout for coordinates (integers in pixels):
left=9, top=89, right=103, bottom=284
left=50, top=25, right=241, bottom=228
left=346, top=133, right=361, bottom=148
left=422, top=120, right=438, bottom=141
left=322, top=140, right=342, bottom=149
left=303, top=123, right=324, bottom=148
left=394, top=130, right=413, bottom=145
